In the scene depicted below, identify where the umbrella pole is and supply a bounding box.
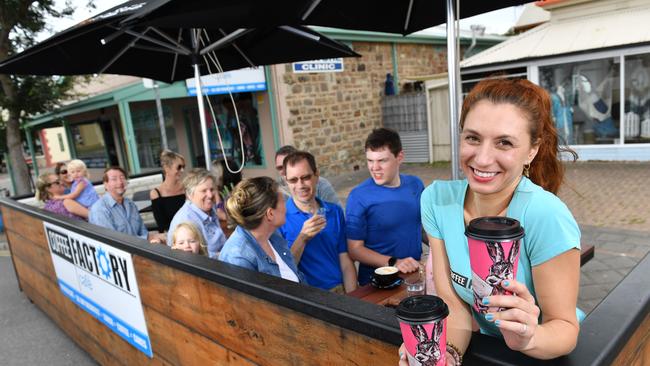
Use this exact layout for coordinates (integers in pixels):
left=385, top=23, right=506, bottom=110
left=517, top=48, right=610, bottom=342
left=446, top=0, right=462, bottom=180
left=194, top=63, right=212, bottom=170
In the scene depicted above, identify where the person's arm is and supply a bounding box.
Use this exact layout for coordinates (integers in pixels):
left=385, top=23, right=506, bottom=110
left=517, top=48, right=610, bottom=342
left=149, top=188, right=160, bottom=200
left=55, top=180, right=85, bottom=200
left=339, top=252, right=358, bottom=292
left=485, top=249, right=580, bottom=359
left=347, top=239, right=419, bottom=273
left=288, top=215, right=326, bottom=263
left=428, top=236, right=474, bottom=355
left=62, top=199, right=89, bottom=219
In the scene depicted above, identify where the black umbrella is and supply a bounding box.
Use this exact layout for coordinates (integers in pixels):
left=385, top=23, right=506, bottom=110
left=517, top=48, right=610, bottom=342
left=0, top=1, right=358, bottom=82
left=0, top=0, right=359, bottom=169
left=121, top=0, right=529, bottom=35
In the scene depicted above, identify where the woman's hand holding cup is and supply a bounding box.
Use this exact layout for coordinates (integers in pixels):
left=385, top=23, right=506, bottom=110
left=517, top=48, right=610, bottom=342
left=482, top=279, right=540, bottom=352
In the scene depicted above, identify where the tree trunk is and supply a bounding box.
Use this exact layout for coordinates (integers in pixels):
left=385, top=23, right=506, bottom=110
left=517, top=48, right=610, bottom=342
left=0, top=73, right=32, bottom=196
left=6, top=112, right=31, bottom=196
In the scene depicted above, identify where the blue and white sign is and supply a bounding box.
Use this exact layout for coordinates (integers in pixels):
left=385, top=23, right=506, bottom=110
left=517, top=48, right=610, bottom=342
left=293, top=58, right=344, bottom=73
left=186, top=67, right=267, bottom=96
left=43, top=222, right=153, bottom=357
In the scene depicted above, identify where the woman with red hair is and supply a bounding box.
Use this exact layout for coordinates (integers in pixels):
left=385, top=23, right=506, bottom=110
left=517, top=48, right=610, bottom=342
left=400, top=78, right=581, bottom=365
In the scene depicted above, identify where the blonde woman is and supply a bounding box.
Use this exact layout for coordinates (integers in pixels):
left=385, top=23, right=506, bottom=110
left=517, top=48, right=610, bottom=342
left=219, top=177, right=303, bottom=283
left=36, top=173, right=88, bottom=220
left=150, top=150, right=186, bottom=232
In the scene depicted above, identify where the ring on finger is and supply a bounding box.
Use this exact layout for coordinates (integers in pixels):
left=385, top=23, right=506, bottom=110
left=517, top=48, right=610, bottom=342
left=521, top=323, right=528, bottom=335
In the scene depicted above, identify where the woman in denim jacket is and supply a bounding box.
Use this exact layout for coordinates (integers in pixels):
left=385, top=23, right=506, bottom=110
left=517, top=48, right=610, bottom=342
left=219, top=177, right=304, bottom=282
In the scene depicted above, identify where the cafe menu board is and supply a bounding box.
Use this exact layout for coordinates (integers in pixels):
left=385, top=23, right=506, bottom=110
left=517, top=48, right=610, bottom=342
left=43, top=222, right=153, bottom=357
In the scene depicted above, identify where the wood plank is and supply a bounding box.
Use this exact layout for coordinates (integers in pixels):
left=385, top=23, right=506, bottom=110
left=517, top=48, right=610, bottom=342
left=145, top=305, right=257, bottom=366
left=580, top=244, right=595, bottom=267
left=3, top=208, right=47, bottom=249
left=7, top=229, right=57, bottom=281
left=134, top=255, right=397, bottom=366
left=611, top=313, right=650, bottom=366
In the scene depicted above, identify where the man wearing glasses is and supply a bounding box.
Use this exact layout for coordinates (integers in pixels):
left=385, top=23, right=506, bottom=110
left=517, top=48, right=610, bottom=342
left=278, top=151, right=357, bottom=293
left=275, top=145, right=341, bottom=207
left=89, top=166, right=164, bottom=243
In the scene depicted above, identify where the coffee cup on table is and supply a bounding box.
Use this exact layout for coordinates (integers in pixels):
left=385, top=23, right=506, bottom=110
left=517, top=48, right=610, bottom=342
left=396, top=295, right=449, bottom=366
left=373, top=266, right=399, bottom=286
left=466, top=216, right=525, bottom=314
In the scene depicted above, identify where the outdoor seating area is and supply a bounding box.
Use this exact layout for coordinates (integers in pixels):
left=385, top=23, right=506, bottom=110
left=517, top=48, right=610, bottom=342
left=2, top=197, right=648, bottom=365
left=3, top=0, right=650, bottom=365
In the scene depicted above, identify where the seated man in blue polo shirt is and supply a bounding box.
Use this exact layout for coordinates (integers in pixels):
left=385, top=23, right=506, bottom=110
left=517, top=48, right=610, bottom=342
left=278, top=151, right=357, bottom=293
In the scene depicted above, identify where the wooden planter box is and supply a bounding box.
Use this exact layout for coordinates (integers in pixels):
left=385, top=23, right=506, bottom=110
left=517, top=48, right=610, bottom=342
left=2, top=197, right=648, bottom=365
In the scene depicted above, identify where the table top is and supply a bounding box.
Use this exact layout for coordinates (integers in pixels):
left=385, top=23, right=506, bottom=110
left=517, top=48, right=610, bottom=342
left=347, top=271, right=421, bottom=307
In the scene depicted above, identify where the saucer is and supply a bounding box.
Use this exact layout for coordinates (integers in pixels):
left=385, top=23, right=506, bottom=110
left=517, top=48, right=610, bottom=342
left=371, top=277, right=404, bottom=289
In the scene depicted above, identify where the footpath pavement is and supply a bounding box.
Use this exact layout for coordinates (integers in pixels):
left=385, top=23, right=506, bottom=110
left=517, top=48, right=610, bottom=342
left=0, top=161, right=648, bottom=364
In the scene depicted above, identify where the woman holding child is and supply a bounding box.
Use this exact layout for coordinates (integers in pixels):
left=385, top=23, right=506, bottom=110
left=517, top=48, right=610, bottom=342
left=167, top=168, right=227, bottom=259
left=400, top=78, right=581, bottom=365
left=36, top=173, right=88, bottom=220
left=219, top=177, right=304, bottom=283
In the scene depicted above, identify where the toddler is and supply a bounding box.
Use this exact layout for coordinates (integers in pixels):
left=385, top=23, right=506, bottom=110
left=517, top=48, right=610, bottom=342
left=55, top=159, right=99, bottom=208
left=171, top=222, right=207, bottom=256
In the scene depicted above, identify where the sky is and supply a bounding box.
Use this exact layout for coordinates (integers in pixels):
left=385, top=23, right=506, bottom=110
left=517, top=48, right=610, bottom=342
left=46, top=0, right=525, bottom=37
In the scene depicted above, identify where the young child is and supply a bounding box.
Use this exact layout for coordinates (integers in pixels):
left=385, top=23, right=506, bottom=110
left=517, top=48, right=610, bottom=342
left=55, top=159, right=99, bottom=208
left=171, top=222, right=207, bottom=256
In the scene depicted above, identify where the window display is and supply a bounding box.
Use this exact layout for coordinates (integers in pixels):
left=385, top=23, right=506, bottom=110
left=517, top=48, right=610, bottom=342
left=540, top=58, right=620, bottom=145
left=624, top=55, right=650, bottom=143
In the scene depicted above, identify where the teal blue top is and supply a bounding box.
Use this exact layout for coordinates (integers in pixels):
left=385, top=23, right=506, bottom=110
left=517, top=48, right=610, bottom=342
left=421, top=177, right=581, bottom=337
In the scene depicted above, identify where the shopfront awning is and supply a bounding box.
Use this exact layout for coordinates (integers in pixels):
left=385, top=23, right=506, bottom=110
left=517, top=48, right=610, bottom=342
left=461, top=1, right=650, bottom=70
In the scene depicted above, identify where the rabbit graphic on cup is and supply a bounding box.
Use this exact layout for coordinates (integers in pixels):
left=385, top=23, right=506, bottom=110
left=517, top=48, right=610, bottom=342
left=472, top=240, right=520, bottom=313
left=407, top=323, right=443, bottom=366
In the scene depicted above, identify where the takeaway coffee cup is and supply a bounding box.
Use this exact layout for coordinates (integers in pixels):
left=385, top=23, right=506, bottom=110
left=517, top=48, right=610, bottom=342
left=373, top=266, right=399, bottom=286
left=396, top=295, right=449, bottom=366
left=466, top=216, right=525, bottom=314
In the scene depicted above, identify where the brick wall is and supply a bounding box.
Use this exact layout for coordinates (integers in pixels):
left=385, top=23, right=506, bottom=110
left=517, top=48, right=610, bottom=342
left=279, top=41, right=448, bottom=176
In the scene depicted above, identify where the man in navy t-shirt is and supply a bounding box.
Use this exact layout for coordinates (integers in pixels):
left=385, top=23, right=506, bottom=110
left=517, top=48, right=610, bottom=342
left=279, top=151, right=358, bottom=293
left=346, top=128, right=424, bottom=285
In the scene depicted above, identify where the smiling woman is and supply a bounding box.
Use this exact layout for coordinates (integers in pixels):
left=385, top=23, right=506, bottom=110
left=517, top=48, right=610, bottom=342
left=166, top=168, right=226, bottom=259
left=36, top=173, right=88, bottom=220
left=412, top=78, right=582, bottom=364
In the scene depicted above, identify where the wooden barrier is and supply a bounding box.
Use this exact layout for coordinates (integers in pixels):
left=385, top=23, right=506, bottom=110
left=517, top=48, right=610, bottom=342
left=2, top=198, right=649, bottom=366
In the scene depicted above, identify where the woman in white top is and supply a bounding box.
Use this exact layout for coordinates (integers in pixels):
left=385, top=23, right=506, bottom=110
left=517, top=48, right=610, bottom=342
left=219, top=177, right=303, bottom=283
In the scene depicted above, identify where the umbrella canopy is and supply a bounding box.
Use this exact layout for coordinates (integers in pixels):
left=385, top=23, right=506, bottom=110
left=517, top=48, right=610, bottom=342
left=0, top=0, right=359, bottom=83
left=121, top=0, right=529, bottom=35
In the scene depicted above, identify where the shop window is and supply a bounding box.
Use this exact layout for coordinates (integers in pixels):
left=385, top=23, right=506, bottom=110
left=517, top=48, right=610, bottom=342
left=540, top=58, right=620, bottom=145
left=71, top=123, right=107, bottom=168
left=624, top=54, right=650, bottom=143
left=131, top=106, right=178, bottom=170
left=185, top=92, right=263, bottom=168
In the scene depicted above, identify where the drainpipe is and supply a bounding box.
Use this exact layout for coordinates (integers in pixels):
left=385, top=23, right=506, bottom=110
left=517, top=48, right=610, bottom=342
left=463, top=24, right=485, bottom=60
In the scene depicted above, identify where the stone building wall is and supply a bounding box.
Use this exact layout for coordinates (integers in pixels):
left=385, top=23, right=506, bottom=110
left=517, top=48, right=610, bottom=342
left=279, top=41, right=448, bottom=176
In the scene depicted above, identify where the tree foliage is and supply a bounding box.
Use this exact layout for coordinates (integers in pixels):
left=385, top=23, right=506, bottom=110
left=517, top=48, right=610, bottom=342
left=0, top=0, right=89, bottom=195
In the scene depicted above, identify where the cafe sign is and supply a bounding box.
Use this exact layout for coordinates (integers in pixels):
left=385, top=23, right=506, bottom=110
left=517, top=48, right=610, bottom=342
left=43, top=222, right=153, bottom=357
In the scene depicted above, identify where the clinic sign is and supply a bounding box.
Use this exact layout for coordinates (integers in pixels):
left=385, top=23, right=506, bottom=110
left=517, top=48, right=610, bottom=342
left=43, top=222, right=152, bottom=357
left=186, top=67, right=267, bottom=96
left=293, top=58, right=344, bottom=73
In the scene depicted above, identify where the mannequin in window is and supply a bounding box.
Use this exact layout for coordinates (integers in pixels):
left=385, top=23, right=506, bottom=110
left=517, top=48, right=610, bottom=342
left=625, top=63, right=650, bottom=138
left=576, top=74, right=619, bottom=139
left=551, top=80, right=573, bottom=144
